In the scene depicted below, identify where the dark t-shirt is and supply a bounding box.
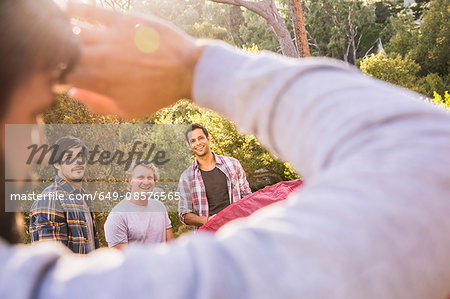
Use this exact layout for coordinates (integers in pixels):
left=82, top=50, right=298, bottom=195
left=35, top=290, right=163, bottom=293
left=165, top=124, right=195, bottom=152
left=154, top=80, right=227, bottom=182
left=200, top=167, right=230, bottom=216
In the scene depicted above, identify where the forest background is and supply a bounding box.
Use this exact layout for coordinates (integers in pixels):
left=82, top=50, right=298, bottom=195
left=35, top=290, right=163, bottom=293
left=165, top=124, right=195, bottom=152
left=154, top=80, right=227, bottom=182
left=24, top=0, right=449, bottom=244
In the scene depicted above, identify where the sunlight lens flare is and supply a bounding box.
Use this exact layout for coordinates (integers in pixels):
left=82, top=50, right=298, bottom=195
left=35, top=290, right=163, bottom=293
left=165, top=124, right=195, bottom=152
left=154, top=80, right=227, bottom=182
left=134, top=25, right=160, bottom=54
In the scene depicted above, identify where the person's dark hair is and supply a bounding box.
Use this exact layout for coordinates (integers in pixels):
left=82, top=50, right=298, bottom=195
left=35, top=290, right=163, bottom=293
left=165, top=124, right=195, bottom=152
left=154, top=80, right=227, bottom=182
left=1, top=0, right=79, bottom=244
left=51, top=136, right=87, bottom=169
left=0, top=0, right=80, bottom=119
left=185, top=123, right=209, bottom=144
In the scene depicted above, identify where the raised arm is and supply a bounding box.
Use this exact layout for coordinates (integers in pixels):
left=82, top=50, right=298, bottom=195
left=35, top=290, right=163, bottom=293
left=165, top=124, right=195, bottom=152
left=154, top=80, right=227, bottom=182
left=191, top=43, right=450, bottom=297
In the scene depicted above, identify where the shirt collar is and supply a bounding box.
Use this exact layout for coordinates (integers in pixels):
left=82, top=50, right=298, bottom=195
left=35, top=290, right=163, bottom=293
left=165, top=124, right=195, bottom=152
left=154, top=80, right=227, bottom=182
left=193, top=152, right=223, bottom=170
left=55, top=175, right=84, bottom=194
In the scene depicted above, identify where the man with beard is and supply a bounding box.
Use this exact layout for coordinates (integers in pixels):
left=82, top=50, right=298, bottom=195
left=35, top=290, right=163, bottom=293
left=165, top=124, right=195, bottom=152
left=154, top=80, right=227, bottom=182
left=29, top=136, right=100, bottom=254
left=104, top=160, right=173, bottom=249
left=178, top=124, right=251, bottom=228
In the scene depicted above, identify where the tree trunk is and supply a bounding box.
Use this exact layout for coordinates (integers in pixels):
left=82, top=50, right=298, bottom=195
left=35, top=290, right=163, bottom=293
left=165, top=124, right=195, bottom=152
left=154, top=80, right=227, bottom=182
left=289, top=0, right=311, bottom=57
left=208, top=0, right=298, bottom=57
left=267, top=10, right=298, bottom=57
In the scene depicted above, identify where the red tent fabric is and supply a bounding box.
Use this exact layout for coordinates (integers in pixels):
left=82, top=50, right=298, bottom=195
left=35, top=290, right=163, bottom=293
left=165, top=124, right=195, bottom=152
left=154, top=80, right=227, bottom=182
left=198, top=179, right=303, bottom=233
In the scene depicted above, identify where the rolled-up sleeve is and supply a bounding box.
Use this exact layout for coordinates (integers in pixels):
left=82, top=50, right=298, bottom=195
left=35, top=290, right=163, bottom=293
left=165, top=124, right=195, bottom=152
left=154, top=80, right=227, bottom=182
left=29, top=194, right=68, bottom=246
left=177, top=171, right=193, bottom=224
left=104, top=213, right=128, bottom=247
left=236, top=160, right=251, bottom=197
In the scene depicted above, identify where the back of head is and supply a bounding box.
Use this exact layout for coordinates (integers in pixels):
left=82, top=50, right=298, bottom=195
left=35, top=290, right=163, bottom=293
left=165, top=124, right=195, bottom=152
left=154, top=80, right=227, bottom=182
left=0, top=0, right=79, bottom=243
left=0, top=0, right=80, bottom=118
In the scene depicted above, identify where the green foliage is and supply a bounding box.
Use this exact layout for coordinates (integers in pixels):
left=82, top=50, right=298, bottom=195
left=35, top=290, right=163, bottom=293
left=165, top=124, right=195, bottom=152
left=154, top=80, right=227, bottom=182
left=175, top=6, right=200, bottom=27
left=242, top=43, right=260, bottom=53
left=382, top=0, right=449, bottom=72
left=178, top=2, right=244, bottom=44
left=375, top=0, right=403, bottom=24
left=168, top=211, right=194, bottom=237
left=412, top=0, right=450, bottom=76
left=239, top=10, right=280, bottom=53
left=431, top=91, right=450, bottom=110
left=419, top=73, right=450, bottom=97
left=184, top=22, right=231, bottom=42
left=410, top=0, right=432, bottom=20
left=360, top=51, right=449, bottom=99
left=132, top=0, right=238, bottom=44
left=227, top=6, right=246, bottom=47
left=373, top=0, right=449, bottom=96
left=303, top=0, right=376, bottom=63
left=43, top=94, right=121, bottom=124
left=359, top=23, right=384, bottom=57
left=236, top=0, right=293, bottom=53
left=22, top=212, right=30, bottom=243
left=360, top=51, right=423, bottom=92
left=383, top=12, right=419, bottom=57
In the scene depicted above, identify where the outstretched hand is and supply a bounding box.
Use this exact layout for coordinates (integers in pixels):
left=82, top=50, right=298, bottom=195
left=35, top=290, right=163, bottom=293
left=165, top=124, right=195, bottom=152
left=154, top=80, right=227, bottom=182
left=66, top=3, right=207, bottom=118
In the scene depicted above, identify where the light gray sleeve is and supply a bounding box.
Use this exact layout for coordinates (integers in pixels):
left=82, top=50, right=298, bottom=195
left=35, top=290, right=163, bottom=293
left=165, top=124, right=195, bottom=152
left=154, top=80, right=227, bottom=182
left=104, top=213, right=128, bottom=247
left=191, top=43, right=450, bottom=298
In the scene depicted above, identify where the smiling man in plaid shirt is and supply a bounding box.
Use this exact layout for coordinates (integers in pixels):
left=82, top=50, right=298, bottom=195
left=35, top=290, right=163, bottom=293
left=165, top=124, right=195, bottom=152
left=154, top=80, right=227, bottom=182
left=29, top=136, right=99, bottom=254
left=178, top=124, right=252, bottom=228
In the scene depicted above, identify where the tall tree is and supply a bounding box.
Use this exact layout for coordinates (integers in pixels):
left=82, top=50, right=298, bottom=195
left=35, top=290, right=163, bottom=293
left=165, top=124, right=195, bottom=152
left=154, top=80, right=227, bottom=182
left=410, top=0, right=431, bottom=19
left=208, top=0, right=299, bottom=56
left=239, top=9, right=280, bottom=52
left=290, top=0, right=311, bottom=56
left=98, top=0, right=310, bottom=57
left=303, top=0, right=375, bottom=64
left=412, top=0, right=449, bottom=76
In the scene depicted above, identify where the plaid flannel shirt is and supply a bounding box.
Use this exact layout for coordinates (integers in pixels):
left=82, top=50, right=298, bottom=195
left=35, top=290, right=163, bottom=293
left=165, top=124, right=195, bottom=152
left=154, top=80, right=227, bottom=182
left=29, top=176, right=100, bottom=254
left=178, top=153, right=252, bottom=224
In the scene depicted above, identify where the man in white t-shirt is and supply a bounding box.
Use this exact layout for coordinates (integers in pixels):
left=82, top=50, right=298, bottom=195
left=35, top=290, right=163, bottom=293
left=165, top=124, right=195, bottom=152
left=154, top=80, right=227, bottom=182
left=104, top=160, right=173, bottom=249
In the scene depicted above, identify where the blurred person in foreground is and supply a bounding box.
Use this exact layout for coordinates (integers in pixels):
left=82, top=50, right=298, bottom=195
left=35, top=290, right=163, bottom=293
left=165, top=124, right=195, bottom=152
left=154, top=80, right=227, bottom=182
left=104, top=160, right=173, bottom=249
left=1, top=1, right=450, bottom=299
left=0, top=0, right=80, bottom=249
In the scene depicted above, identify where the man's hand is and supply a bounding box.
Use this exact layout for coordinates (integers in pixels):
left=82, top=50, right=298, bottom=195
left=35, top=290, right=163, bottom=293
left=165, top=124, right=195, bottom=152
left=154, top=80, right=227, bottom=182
left=66, top=3, right=207, bottom=118
left=184, top=213, right=217, bottom=227
left=111, top=243, right=128, bottom=251
left=206, top=214, right=216, bottom=222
